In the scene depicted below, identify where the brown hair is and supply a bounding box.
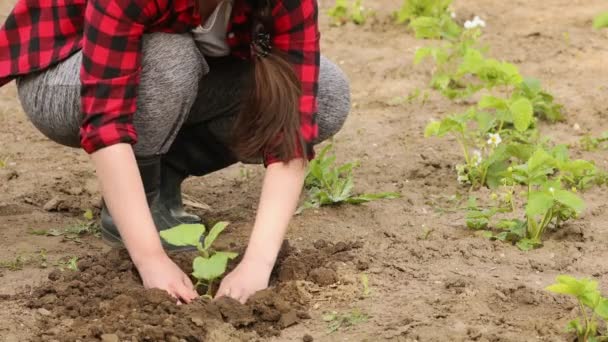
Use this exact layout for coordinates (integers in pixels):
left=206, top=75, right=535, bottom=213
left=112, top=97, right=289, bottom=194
left=197, top=0, right=304, bottom=162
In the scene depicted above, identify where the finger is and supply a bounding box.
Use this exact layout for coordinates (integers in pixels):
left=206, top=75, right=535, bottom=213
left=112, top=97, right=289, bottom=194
left=181, top=275, right=198, bottom=301
left=174, top=283, right=197, bottom=304
left=214, top=282, right=229, bottom=299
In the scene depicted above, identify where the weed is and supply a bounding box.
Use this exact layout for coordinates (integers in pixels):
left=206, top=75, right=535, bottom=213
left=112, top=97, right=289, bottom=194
left=0, top=255, right=28, bottom=271
left=593, top=12, right=608, bottom=29
left=56, top=256, right=79, bottom=272
left=160, top=222, right=237, bottom=297
left=298, top=144, right=399, bottom=213
left=546, top=275, right=608, bottom=341
left=323, top=309, right=369, bottom=332
left=580, top=132, right=608, bottom=151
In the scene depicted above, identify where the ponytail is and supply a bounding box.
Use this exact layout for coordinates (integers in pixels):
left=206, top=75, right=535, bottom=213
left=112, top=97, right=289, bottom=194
left=231, top=0, right=304, bottom=162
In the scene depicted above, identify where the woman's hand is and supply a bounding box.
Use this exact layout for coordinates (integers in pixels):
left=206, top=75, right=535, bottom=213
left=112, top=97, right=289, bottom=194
left=215, top=257, right=273, bottom=304
left=136, top=252, right=199, bottom=303
left=91, top=144, right=197, bottom=302
left=214, top=158, right=307, bottom=304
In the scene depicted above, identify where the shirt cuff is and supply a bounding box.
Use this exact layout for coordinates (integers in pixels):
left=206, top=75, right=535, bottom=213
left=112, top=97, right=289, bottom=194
left=80, top=124, right=138, bottom=154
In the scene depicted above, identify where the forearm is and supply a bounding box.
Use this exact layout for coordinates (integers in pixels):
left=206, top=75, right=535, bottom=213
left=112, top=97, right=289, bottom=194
left=91, top=143, right=164, bottom=265
left=243, top=158, right=307, bottom=267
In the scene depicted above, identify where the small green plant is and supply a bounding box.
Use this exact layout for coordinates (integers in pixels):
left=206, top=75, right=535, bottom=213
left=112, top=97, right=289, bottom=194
left=323, top=309, right=369, bottom=332
left=328, top=0, right=372, bottom=26
left=28, top=210, right=100, bottom=240
left=395, top=0, right=460, bottom=39
left=580, top=132, right=608, bottom=151
left=56, top=256, right=79, bottom=272
left=299, top=145, right=400, bottom=212
left=546, top=275, right=608, bottom=341
left=466, top=148, right=587, bottom=250
left=160, top=222, right=237, bottom=297
left=593, top=12, right=608, bottom=29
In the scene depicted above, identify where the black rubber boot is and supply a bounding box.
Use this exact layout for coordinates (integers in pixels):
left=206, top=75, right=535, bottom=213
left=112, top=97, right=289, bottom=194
left=160, top=164, right=201, bottom=224
left=100, top=156, right=195, bottom=251
left=160, top=122, right=237, bottom=223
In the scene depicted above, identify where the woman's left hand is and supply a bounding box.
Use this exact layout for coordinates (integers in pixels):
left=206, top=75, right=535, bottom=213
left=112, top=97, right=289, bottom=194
left=215, top=257, right=273, bottom=304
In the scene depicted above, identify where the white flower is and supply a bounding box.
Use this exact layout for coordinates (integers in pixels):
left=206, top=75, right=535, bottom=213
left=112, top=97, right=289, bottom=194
left=487, top=133, right=502, bottom=147
left=472, top=150, right=482, bottom=166
left=451, top=12, right=456, bottom=19
left=464, top=15, right=486, bottom=29
left=549, top=187, right=555, bottom=194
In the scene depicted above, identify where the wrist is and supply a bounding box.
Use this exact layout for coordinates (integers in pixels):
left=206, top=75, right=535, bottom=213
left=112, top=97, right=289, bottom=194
left=241, top=251, right=275, bottom=272
left=128, top=242, right=167, bottom=269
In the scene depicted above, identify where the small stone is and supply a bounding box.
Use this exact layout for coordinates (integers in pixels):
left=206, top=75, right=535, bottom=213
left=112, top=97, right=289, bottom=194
left=37, top=308, right=52, bottom=316
left=43, top=196, right=62, bottom=212
left=101, top=334, right=119, bottom=342
left=356, top=260, right=369, bottom=271
left=279, top=310, right=299, bottom=329
left=191, top=317, right=205, bottom=327
left=303, top=334, right=314, bottom=342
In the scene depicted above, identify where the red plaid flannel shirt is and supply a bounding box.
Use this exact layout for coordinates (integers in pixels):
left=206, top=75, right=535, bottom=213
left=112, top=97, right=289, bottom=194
left=0, top=0, right=319, bottom=165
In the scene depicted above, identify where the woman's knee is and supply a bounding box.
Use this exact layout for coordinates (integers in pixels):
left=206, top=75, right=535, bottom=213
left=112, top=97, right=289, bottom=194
left=314, top=56, right=351, bottom=144
left=133, top=33, right=208, bottom=156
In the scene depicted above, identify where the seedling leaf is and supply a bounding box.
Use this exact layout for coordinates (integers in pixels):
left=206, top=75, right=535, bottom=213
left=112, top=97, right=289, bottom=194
left=204, top=221, right=229, bottom=251
left=160, top=224, right=206, bottom=247
left=192, top=254, right=231, bottom=282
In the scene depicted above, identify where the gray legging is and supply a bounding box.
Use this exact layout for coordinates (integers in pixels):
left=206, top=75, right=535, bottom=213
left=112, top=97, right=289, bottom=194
left=16, top=33, right=351, bottom=159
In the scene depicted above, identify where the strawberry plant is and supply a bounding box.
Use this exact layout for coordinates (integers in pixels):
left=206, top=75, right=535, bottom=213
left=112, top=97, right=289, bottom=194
left=160, top=222, right=237, bottom=297
left=395, top=0, right=460, bottom=40
left=298, top=145, right=399, bottom=213
left=466, top=148, right=587, bottom=250
left=546, top=275, right=608, bottom=341
left=328, top=0, right=372, bottom=26
left=580, top=132, right=608, bottom=151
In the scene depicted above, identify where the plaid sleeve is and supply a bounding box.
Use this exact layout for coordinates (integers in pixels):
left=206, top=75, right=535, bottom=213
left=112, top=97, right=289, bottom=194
left=79, top=0, right=156, bottom=153
left=264, top=0, right=320, bottom=166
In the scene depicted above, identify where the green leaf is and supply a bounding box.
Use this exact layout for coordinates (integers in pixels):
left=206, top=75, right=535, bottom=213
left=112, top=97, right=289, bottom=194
left=593, top=12, right=608, bottom=29
left=479, top=96, right=508, bottom=111
left=595, top=298, right=608, bottom=319
left=347, top=192, right=400, bottom=204
left=510, top=97, right=534, bottom=132
left=517, top=238, right=541, bottom=251
left=424, top=121, right=441, bottom=137
left=83, top=209, right=94, bottom=221
left=192, top=254, right=231, bottom=282
left=553, top=190, right=584, bottom=214
left=528, top=148, right=554, bottom=173
left=526, top=191, right=554, bottom=217
left=414, top=47, right=434, bottom=65
left=159, top=224, right=206, bottom=247
left=204, top=222, right=230, bottom=251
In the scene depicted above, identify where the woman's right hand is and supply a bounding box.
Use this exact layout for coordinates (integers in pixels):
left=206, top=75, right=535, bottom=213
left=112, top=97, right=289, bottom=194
left=91, top=144, right=198, bottom=302
left=135, top=251, right=199, bottom=303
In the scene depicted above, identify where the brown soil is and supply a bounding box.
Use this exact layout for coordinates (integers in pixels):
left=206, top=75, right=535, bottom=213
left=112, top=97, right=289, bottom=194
left=19, top=240, right=356, bottom=341
left=2, top=0, right=608, bottom=341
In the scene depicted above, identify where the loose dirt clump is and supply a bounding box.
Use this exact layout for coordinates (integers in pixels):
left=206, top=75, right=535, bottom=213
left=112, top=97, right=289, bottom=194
left=23, top=239, right=360, bottom=341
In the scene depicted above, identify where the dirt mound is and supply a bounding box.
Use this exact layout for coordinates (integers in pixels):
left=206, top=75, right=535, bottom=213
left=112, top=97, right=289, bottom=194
left=24, top=239, right=360, bottom=341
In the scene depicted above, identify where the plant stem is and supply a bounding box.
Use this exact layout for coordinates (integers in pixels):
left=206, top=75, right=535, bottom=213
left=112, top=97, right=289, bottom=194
left=535, top=207, right=554, bottom=241
left=206, top=280, right=215, bottom=297
left=579, top=300, right=590, bottom=341
left=458, top=136, right=470, bottom=165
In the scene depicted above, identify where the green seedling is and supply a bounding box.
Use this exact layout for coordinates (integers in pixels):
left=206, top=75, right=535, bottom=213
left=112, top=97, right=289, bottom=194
left=323, top=309, right=369, bottom=333
left=593, top=12, right=608, bottom=29
left=546, top=275, right=608, bottom=341
left=160, top=222, right=238, bottom=297
left=56, top=256, right=79, bottom=272
left=328, top=0, right=372, bottom=26
left=580, top=132, right=608, bottom=152
left=298, top=144, right=400, bottom=213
